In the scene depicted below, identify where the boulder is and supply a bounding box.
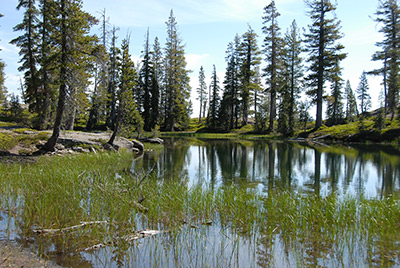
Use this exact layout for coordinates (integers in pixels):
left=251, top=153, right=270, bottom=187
left=132, top=139, right=144, bottom=151
left=103, top=143, right=119, bottom=152
left=55, top=144, right=66, bottom=150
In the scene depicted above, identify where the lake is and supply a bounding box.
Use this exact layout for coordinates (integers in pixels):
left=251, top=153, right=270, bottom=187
left=134, top=138, right=400, bottom=199
left=0, top=138, right=399, bottom=267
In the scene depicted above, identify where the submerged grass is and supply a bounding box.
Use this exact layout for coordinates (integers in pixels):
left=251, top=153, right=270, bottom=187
left=0, top=151, right=400, bottom=266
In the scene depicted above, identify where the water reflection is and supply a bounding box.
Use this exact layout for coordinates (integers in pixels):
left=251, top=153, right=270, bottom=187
left=133, top=139, right=400, bottom=198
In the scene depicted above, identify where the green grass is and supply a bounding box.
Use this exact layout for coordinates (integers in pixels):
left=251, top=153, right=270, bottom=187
left=0, top=132, right=18, bottom=150
left=0, top=151, right=399, bottom=266
left=178, top=117, right=400, bottom=143
left=0, top=121, right=17, bottom=128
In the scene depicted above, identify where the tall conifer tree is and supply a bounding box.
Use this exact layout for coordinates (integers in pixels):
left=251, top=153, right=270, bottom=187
left=108, top=38, right=140, bottom=145
left=371, top=0, right=400, bottom=120
left=196, top=66, right=207, bottom=123
left=44, top=0, right=97, bottom=151
left=208, top=65, right=220, bottom=129
left=222, top=35, right=241, bottom=129
left=11, top=0, right=40, bottom=119
left=163, top=10, right=191, bottom=131
left=326, top=56, right=345, bottom=125
left=344, top=80, right=358, bottom=122
left=0, top=13, right=7, bottom=101
left=106, top=26, right=119, bottom=128
left=262, top=0, right=282, bottom=131
left=149, top=36, right=162, bottom=129
left=139, top=29, right=153, bottom=131
left=356, top=71, right=372, bottom=115
left=304, top=0, right=346, bottom=129
left=239, top=26, right=261, bottom=126
left=281, top=20, right=303, bottom=134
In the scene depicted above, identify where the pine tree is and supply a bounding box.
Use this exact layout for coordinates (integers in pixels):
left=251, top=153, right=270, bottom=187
left=11, top=0, right=40, bottom=118
left=87, top=9, right=110, bottom=130
left=0, top=14, right=7, bottom=102
left=105, top=26, right=120, bottom=129
left=298, top=101, right=311, bottom=131
left=356, top=71, right=372, bottom=115
left=108, top=38, right=140, bottom=144
left=36, top=0, right=57, bottom=129
left=138, top=29, right=154, bottom=131
left=326, top=56, right=345, bottom=125
left=44, top=0, right=97, bottom=151
left=163, top=10, right=191, bottom=131
left=63, top=1, right=97, bottom=131
left=252, top=67, right=265, bottom=131
left=196, top=66, right=207, bottom=123
left=304, top=0, right=346, bottom=129
left=208, top=65, right=220, bottom=129
left=281, top=20, right=303, bottom=134
left=344, top=80, right=358, bottom=122
left=238, top=26, right=261, bottom=126
left=262, top=0, right=282, bottom=131
left=149, top=36, right=162, bottom=130
left=374, top=101, right=386, bottom=130
left=0, top=60, right=5, bottom=102
left=371, top=0, right=400, bottom=120
left=86, top=43, right=109, bottom=130
left=149, top=66, right=160, bottom=130
left=222, top=35, right=241, bottom=130
left=43, top=0, right=68, bottom=151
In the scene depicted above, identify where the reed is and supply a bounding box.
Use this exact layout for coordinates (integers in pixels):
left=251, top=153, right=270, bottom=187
left=0, top=151, right=399, bottom=267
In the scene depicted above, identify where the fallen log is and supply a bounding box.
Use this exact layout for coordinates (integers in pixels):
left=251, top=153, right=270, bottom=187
left=84, top=229, right=165, bottom=251
left=33, top=221, right=109, bottom=234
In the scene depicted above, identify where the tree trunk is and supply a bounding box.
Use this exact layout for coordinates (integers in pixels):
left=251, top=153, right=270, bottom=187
left=315, top=7, right=325, bottom=130
left=108, top=104, right=122, bottom=145
left=43, top=0, right=67, bottom=151
left=65, top=104, right=76, bottom=130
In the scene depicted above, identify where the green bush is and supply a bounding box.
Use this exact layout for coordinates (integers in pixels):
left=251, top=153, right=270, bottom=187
left=0, top=132, right=17, bottom=150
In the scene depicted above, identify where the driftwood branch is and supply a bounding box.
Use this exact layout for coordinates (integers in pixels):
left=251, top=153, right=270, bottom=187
left=84, top=229, right=165, bottom=251
left=33, top=221, right=109, bottom=234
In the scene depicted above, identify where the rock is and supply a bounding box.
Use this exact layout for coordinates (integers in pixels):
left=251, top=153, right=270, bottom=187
left=23, top=130, right=38, bottom=135
left=118, top=137, right=134, bottom=149
left=103, top=143, right=119, bottom=152
left=139, top=138, right=164, bottom=144
left=55, top=144, right=65, bottom=150
left=72, top=146, right=84, bottom=153
left=132, top=139, right=144, bottom=151
left=36, top=140, right=46, bottom=149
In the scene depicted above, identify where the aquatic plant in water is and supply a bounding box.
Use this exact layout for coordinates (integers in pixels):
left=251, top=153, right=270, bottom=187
left=0, top=150, right=399, bottom=267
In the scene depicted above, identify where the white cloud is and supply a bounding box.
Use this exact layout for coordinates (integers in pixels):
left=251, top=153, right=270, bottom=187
left=83, top=0, right=298, bottom=28
left=0, top=43, right=19, bottom=54
left=4, top=73, right=22, bottom=96
left=186, top=53, right=212, bottom=71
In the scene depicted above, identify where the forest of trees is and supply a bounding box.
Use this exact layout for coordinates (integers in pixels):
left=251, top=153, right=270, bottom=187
left=0, top=0, right=399, bottom=149
left=202, top=0, right=399, bottom=134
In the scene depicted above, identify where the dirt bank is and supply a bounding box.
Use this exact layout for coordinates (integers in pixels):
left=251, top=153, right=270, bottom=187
left=0, top=241, right=61, bottom=268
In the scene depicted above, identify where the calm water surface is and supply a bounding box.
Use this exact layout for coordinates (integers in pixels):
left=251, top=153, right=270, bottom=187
left=1, top=138, right=400, bottom=267
left=133, top=138, right=400, bottom=198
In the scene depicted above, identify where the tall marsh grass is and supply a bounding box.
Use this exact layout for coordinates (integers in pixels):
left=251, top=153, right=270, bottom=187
left=0, top=151, right=399, bottom=266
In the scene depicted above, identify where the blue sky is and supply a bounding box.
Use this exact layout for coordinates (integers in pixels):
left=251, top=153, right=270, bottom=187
left=0, top=0, right=384, bottom=117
